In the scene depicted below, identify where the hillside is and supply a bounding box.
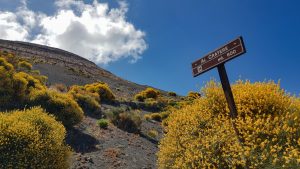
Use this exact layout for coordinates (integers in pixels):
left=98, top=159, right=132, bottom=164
left=0, top=39, right=154, bottom=99
left=1, top=40, right=299, bottom=169
left=0, top=39, right=180, bottom=169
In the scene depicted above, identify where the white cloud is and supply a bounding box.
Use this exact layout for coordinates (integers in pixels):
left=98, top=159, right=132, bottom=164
left=0, top=0, right=147, bottom=64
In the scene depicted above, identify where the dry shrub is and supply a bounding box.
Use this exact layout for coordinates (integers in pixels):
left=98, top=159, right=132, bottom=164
left=108, top=109, right=142, bottom=133
left=0, top=107, right=71, bottom=169
left=150, top=113, right=162, bottom=122
left=158, top=80, right=300, bottom=169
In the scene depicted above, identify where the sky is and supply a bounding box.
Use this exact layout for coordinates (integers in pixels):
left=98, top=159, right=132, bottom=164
left=0, top=0, right=299, bottom=96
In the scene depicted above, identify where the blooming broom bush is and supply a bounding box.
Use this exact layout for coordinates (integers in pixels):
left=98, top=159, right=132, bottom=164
left=134, top=87, right=160, bottom=102
left=0, top=57, right=46, bottom=109
left=0, top=107, right=71, bottom=169
left=84, top=82, right=115, bottom=102
left=69, top=85, right=101, bottom=114
left=0, top=55, right=83, bottom=127
left=29, top=90, right=84, bottom=128
left=158, top=80, right=300, bottom=169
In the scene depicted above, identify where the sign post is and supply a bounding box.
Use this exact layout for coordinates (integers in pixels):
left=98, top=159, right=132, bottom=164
left=192, top=36, right=248, bottom=167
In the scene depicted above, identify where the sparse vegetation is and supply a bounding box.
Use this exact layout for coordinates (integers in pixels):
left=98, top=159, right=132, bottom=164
left=158, top=80, right=300, bottom=169
left=97, top=118, right=109, bottom=129
left=149, top=113, right=162, bottom=122
left=147, top=129, right=158, bottom=139
left=134, top=93, right=145, bottom=102
left=144, top=114, right=151, bottom=121
left=106, top=108, right=142, bottom=133
left=0, top=107, right=71, bottom=169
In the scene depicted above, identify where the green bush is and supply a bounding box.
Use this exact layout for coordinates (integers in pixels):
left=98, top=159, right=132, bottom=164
left=0, top=107, right=71, bottom=169
left=148, top=129, right=158, bottom=139
left=97, top=118, right=109, bottom=129
left=85, top=82, right=115, bottom=102
left=29, top=90, right=84, bottom=127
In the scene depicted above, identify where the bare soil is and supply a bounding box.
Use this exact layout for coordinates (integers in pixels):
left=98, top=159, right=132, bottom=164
left=67, top=104, right=163, bottom=169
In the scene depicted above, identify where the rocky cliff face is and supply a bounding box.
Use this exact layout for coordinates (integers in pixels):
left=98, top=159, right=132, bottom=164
left=0, top=39, right=148, bottom=98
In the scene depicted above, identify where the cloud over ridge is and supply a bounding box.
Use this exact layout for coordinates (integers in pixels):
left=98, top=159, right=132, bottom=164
left=0, top=0, right=147, bottom=64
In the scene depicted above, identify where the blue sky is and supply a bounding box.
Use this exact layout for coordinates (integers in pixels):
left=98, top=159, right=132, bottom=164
left=0, top=0, right=299, bottom=96
left=108, top=0, right=300, bottom=95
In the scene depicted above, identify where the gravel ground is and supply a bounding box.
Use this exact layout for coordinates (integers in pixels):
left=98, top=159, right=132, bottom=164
left=67, top=105, right=163, bottom=169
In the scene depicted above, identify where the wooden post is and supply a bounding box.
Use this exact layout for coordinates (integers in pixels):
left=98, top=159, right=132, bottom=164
left=191, top=37, right=248, bottom=168
left=217, top=63, right=242, bottom=140
left=217, top=63, right=249, bottom=168
left=217, top=64, right=238, bottom=119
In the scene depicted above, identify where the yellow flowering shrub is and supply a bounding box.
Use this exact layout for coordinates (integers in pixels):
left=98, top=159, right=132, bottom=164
left=134, top=87, right=160, bottom=102
left=0, top=107, right=71, bottom=169
left=69, top=85, right=101, bottom=113
left=0, top=57, right=15, bottom=107
left=187, top=91, right=201, bottom=100
left=0, top=54, right=83, bottom=127
left=0, top=57, right=46, bottom=109
left=158, top=80, right=300, bottom=169
left=18, top=60, right=32, bottom=71
left=29, top=90, right=84, bottom=128
left=84, top=82, right=115, bottom=102
left=0, top=51, right=19, bottom=67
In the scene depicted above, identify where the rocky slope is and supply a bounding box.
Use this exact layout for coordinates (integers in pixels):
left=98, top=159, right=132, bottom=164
left=0, top=39, right=168, bottom=169
left=0, top=39, right=152, bottom=98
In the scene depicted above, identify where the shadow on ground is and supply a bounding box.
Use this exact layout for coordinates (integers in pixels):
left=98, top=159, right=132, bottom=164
left=66, top=128, right=100, bottom=153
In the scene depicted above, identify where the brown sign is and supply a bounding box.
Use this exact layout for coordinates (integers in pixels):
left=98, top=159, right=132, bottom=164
left=192, top=37, right=246, bottom=77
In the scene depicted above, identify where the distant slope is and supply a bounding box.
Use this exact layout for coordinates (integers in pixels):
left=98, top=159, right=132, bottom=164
left=0, top=39, right=155, bottom=98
